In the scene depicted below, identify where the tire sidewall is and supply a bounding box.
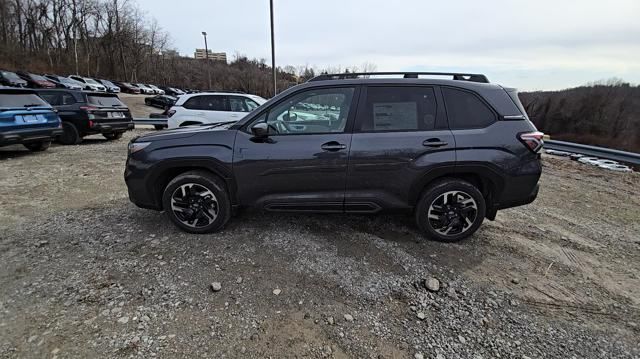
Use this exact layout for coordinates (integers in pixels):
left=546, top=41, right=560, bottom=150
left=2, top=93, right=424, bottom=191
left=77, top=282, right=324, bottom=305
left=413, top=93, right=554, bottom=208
left=59, top=122, right=81, bottom=145
left=161, top=172, right=231, bottom=234
left=416, top=180, right=486, bottom=242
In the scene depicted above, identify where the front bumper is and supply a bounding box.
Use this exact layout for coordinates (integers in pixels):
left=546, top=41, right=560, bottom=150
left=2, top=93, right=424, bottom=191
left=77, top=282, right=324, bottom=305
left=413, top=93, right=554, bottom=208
left=0, top=127, right=63, bottom=147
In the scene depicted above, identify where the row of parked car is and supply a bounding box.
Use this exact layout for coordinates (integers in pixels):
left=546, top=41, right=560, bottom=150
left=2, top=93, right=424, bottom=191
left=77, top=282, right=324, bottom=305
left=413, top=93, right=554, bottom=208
left=0, top=69, right=198, bottom=97
left=0, top=87, right=134, bottom=153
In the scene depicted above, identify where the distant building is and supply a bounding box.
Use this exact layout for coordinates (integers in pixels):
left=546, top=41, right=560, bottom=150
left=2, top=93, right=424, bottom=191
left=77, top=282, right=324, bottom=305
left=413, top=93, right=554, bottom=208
left=163, top=49, right=179, bottom=57
left=194, top=49, right=227, bottom=62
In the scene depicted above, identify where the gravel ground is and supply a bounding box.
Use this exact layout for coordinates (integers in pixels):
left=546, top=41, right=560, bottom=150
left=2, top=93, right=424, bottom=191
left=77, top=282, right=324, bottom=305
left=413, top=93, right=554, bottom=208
left=0, top=100, right=639, bottom=358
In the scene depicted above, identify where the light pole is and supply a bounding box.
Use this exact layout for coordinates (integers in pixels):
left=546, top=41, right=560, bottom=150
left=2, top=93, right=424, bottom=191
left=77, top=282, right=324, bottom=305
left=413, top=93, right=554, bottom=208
left=270, top=0, right=276, bottom=96
left=202, top=31, right=211, bottom=90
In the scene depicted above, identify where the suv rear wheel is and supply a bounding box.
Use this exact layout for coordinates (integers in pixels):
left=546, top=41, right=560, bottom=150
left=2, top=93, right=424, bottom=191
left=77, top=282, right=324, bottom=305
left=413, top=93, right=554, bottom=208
left=162, top=171, right=231, bottom=234
left=415, top=179, right=486, bottom=242
left=59, top=122, right=81, bottom=145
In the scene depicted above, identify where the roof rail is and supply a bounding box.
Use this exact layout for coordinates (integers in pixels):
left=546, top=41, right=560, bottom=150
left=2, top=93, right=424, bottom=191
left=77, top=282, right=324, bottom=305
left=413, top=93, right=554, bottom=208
left=308, top=72, right=489, bottom=83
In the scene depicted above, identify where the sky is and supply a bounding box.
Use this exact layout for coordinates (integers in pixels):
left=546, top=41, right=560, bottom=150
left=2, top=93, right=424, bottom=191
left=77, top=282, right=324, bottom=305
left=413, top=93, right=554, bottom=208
left=135, top=0, right=640, bottom=91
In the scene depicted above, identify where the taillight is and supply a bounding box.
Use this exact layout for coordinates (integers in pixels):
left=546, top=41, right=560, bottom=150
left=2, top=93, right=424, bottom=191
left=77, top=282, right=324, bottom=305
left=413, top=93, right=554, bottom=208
left=167, top=109, right=176, bottom=117
left=80, top=106, right=98, bottom=112
left=519, top=131, right=544, bottom=153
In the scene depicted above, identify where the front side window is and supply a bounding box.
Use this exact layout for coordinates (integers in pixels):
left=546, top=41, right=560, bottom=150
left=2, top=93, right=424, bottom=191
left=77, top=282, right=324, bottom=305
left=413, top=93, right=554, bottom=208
left=442, top=87, right=496, bottom=129
left=255, top=87, right=354, bottom=135
left=360, top=86, right=437, bottom=132
left=184, top=95, right=227, bottom=111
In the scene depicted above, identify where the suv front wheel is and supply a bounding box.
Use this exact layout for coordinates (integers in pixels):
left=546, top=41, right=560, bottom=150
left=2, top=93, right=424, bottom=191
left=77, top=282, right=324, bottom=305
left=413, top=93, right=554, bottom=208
left=415, top=179, right=486, bottom=242
left=162, top=171, right=231, bottom=234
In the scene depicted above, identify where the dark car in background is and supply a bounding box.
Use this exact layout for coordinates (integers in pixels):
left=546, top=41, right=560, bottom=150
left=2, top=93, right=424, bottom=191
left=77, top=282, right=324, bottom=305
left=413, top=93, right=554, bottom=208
left=0, top=70, right=28, bottom=88
left=0, top=88, right=63, bottom=151
left=44, top=75, right=84, bottom=90
left=97, top=79, right=121, bottom=93
left=16, top=71, right=57, bottom=88
left=144, top=94, right=176, bottom=109
left=114, top=82, right=141, bottom=94
left=159, top=86, right=185, bottom=97
left=124, top=71, right=543, bottom=242
left=36, top=89, right=133, bottom=144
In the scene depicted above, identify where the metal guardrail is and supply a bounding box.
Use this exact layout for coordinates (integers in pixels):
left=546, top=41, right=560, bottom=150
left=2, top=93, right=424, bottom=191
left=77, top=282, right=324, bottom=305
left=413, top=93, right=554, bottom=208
left=133, top=117, right=167, bottom=127
left=545, top=140, right=640, bottom=165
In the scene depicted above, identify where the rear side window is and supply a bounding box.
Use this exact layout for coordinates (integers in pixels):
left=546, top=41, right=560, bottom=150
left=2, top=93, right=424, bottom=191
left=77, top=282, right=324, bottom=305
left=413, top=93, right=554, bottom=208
left=442, top=88, right=496, bottom=129
left=39, top=93, right=61, bottom=106
left=360, top=86, right=437, bottom=131
left=184, top=95, right=227, bottom=111
left=0, top=93, right=49, bottom=107
left=87, top=95, right=125, bottom=107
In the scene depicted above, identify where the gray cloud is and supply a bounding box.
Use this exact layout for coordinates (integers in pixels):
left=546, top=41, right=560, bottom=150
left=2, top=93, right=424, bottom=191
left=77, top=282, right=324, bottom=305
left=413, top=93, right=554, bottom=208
left=136, top=0, right=640, bottom=90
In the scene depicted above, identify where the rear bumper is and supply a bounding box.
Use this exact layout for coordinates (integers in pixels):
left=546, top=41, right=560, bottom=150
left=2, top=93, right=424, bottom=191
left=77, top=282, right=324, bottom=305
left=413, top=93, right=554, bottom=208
left=0, top=127, right=63, bottom=147
left=494, top=158, right=542, bottom=210
left=92, top=121, right=134, bottom=133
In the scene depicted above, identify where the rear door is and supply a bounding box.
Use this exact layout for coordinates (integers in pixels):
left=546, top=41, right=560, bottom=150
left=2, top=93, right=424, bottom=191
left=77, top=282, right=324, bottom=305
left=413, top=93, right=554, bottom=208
left=345, top=85, right=455, bottom=211
left=184, top=95, right=229, bottom=123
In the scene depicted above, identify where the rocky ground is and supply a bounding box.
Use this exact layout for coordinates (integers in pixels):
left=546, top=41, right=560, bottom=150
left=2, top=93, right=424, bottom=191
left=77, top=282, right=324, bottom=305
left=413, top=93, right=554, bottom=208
left=0, top=99, right=639, bottom=358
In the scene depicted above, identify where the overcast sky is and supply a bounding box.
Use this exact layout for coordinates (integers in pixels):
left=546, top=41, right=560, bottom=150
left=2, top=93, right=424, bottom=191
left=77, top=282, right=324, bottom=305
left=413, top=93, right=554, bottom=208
left=136, top=0, right=640, bottom=91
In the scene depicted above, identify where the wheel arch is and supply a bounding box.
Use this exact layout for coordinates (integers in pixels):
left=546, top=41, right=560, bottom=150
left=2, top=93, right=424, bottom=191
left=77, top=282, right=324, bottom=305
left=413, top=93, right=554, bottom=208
left=148, top=158, right=236, bottom=210
left=410, top=164, right=504, bottom=217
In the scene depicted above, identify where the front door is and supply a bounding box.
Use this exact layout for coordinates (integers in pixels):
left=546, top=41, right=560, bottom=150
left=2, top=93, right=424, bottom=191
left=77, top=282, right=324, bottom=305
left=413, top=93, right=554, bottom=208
left=233, top=86, right=359, bottom=211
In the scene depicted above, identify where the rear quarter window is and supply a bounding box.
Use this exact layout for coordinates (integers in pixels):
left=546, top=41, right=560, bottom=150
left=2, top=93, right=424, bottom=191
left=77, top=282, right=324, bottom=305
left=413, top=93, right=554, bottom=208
left=442, top=87, right=496, bottom=129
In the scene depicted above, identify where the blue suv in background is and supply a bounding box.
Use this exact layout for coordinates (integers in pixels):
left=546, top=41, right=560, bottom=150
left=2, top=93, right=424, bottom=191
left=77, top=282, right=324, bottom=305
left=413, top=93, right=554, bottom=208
left=0, top=88, right=63, bottom=151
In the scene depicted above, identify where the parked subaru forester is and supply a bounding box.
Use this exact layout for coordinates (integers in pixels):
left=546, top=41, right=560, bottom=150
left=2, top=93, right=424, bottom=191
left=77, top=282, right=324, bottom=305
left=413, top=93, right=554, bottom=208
left=0, top=88, right=62, bottom=151
left=125, top=72, right=543, bottom=242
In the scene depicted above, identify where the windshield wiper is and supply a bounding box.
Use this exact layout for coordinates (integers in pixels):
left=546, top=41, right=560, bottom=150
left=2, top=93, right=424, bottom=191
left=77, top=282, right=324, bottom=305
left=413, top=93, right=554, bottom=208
left=23, top=104, right=43, bottom=107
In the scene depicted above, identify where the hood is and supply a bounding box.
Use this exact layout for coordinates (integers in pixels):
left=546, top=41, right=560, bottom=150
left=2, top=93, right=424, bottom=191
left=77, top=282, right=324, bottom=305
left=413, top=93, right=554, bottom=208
left=134, top=124, right=234, bottom=142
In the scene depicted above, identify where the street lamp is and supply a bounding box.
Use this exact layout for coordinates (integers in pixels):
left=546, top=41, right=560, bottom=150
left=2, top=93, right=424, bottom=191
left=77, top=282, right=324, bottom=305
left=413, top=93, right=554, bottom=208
left=202, top=31, right=211, bottom=89
left=270, top=0, right=276, bottom=95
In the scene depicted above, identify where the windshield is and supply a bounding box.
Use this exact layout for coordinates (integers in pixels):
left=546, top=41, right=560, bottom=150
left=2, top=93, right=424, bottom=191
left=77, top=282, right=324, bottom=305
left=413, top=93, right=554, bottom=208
left=0, top=93, right=49, bottom=108
left=30, top=74, right=49, bottom=81
left=101, top=80, right=115, bottom=87
left=85, top=78, right=101, bottom=85
left=87, top=95, right=126, bottom=107
left=1, top=71, right=22, bottom=81
left=60, top=77, right=79, bottom=85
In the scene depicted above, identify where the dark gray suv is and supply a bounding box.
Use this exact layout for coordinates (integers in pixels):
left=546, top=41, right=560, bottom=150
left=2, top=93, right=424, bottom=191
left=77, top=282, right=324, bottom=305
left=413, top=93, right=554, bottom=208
left=125, top=72, right=543, bottom=242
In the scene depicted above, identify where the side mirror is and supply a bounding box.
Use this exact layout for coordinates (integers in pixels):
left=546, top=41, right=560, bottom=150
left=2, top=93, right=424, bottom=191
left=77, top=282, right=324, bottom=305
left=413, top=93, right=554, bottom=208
left=251, top=122, right=269, bottom=138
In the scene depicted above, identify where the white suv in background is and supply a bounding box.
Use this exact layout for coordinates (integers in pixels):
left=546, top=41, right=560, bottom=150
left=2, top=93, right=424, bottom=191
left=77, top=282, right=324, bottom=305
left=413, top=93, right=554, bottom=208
left=68, top=75, right=107, bottom=91
left=167, top=92, right=267, bottom=128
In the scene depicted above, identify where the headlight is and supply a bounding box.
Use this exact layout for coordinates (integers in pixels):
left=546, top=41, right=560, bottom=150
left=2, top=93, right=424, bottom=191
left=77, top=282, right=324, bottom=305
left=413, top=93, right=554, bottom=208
left=128, top=141, right=151, bottom=155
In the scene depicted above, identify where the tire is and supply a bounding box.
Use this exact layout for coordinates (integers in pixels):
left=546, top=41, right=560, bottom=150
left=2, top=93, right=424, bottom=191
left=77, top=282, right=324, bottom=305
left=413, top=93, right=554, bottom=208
left=415, top=179, right=486, bottom=242
left=162, top=171, right=231, bottom=234
left=23, top=140, right=51, bottom=152
left=103, top=132, right=123, bottom=140
left=58, top=122, right=82, bottom=145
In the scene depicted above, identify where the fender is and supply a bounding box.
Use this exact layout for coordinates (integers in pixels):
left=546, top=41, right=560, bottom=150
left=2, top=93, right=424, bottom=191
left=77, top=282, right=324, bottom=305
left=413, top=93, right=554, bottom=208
left=144, top=155, right=237, bottom=209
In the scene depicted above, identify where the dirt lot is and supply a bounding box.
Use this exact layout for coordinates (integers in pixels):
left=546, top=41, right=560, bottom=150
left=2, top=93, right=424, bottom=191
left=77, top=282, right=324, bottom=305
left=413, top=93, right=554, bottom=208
left=1, top=97, right=639, bottom=358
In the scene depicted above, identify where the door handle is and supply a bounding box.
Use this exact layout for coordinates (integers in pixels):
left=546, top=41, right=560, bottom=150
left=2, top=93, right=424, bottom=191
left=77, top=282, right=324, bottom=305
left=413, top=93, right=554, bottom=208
left=423, top=138, right=448, bottom=147
left=321, top=141, right=347, bottom=151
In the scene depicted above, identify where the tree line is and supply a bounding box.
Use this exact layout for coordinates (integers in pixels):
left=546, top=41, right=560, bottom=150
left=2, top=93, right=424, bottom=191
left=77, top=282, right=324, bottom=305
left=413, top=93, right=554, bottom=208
left=0, top=0, right=358, bottom=97
left=520, top=79, right=640, bottom=153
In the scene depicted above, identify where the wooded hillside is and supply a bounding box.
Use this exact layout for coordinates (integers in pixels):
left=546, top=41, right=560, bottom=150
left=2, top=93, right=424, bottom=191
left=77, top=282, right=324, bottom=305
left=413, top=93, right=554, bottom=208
left=520, top=79, right=640, bottom=152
